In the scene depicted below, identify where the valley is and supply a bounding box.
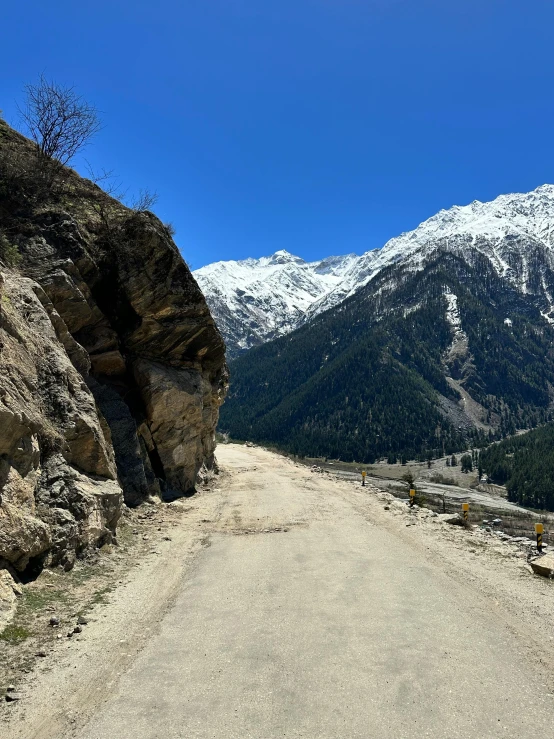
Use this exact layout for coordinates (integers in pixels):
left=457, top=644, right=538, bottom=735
left=293, top=453, right=548, bottom=540
left=219, top=248, right=554, bottom=464
left=211, top=187, right=554, bottom=484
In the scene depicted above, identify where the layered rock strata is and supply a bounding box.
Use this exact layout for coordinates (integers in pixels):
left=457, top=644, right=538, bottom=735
left=0, top=122, right=227, bottom=576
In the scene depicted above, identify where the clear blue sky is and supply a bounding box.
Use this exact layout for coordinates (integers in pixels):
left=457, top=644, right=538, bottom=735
left=2, top=1, right=554, bottom=269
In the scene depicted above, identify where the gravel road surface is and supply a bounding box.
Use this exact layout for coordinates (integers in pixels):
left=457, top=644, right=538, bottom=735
left=4, top=444, right=554, bottom=739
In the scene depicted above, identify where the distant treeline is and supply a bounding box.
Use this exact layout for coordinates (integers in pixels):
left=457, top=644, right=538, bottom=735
left=479, top=423, right=554, bottom=510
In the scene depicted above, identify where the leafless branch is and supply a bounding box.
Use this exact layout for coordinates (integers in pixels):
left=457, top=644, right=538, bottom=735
left=84, top=159, right=127, bottom=200
left=18, top=76, right=101, bottom=175
left=129, top=188, right=158, bottom=213
left=84, top=160, right=114, bottom=184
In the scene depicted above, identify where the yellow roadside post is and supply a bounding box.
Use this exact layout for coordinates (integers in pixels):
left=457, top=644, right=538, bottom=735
left=535, top=523, right=544, bottom=553
left=462, top=502, right=469, bottom=523
left=409, top=488, right=416, bottom=508
left=362, top=470, right=366, bottom=487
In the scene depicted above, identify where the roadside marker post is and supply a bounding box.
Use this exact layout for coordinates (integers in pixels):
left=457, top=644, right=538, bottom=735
left=535, top=523, right=544, bottom=553
left=462, top=502, right=469, bottom=522
left=409, top=488, right=416, bottom=507
left=362, top=470, right=366, bottom=487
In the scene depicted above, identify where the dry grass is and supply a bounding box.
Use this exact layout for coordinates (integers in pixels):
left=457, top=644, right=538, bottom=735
left=429, top=472, right=458, bottom=486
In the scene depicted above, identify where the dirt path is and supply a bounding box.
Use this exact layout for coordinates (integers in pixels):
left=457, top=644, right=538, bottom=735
left=3, top=444, right=554, bottom=738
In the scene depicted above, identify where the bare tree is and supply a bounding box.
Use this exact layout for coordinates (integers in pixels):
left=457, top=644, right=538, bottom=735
left=84, top=160, right=115, bottom=185
left=18, top=76, right=100, bottom=181
left=129, top=188, right=158, bottom=213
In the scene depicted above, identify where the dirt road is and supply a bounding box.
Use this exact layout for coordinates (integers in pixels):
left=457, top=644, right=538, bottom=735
left=4, top=444, right=554, bottom=738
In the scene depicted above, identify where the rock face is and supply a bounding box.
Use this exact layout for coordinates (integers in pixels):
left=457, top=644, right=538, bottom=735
left=0, top=121, right=227, bottom=576
left=0, top=569, right=23, bottom=632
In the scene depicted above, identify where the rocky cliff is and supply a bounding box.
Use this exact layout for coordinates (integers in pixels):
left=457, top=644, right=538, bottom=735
left=0, top=121, right=227, bottom=581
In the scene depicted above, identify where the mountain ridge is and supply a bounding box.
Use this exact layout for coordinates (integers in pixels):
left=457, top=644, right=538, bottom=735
left=193, top=249, right=359, bottom=356
left=195, top=184, right=554, bottom=355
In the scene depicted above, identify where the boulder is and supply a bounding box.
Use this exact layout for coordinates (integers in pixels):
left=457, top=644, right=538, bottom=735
left=530, top=554, right=554, bottom=578
left=0, top=503, right=51, bottom=571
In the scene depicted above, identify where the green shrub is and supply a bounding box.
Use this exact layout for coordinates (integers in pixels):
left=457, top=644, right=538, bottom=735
left=0, top=233, right=21, bottom=267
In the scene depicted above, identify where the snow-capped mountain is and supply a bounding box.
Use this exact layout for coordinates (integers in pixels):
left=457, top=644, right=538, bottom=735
left=307, top=183, right=554, bottom=320
left=193, top=250, right=358, bottom=355
left=194, top=185, right=554, bottom=355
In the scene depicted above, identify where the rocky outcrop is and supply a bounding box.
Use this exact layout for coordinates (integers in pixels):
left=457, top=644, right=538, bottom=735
left=0, top=568, right=23, bottom=631
left=0, top=121, right=227, bottom=576
left=0, top=271, right=120, bottom=572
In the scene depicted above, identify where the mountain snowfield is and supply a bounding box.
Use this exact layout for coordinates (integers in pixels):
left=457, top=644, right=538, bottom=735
left=194, top=184, right=554, bottom=355
left=193, top=250, right=359, bottom=355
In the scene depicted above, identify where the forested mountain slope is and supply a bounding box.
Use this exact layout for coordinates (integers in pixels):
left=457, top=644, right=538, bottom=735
left=220, top=249, right=554, bottom=462
left=479, top=424, right=554, bottom=510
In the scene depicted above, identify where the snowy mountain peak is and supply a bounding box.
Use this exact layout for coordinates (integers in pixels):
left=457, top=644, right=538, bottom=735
left=259, top=249, right=307, bottom=266
left=412, top=184, right=554, bottom=243
left=193, top=249, right=360, bottom=356
left=371, top=184, right=554, bottom=285
left=194, top=185, right=554, bottom=355
left=269, top=249, right=303, bottom=262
